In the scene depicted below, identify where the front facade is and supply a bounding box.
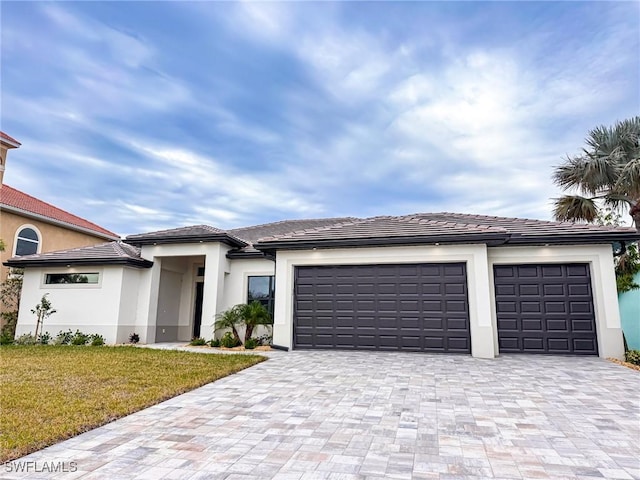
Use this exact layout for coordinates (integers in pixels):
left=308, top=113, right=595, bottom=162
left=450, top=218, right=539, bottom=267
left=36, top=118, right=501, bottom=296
left=7, top=213, right=638, bottom=359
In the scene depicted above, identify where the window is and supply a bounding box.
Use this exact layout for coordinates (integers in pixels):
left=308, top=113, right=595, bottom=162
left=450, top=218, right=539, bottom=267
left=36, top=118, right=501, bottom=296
left=247, top=276, right=275, bottom=316
left=45, top=273, right=100, bottom=285
left=15, top=227, right=40, bottom=256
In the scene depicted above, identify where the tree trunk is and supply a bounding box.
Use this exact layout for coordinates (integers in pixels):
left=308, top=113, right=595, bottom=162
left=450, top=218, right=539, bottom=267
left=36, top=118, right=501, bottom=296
left=244, top=324, right=254, bottom=343
left=231, top=325, right=241, bottom=344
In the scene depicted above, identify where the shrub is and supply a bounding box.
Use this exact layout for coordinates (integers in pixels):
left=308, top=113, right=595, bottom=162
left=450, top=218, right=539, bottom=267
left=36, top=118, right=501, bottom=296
left=189, top=337, right=207, bottom=346
left=71, top=330, right=89, bottom=346
left=90, top=334, right=105, bottom=346
left=244, top=338, right=258, bottom=350
left=15, top=333, right=37, bottom=345
left=38, top=332, right=51, bottom=345
left=54, top=329, right=73, bottom=345
left=256, top=334, right=272, bottom=346
left=0, top=331, right=14, bottom=345
left=220, top=331, right=241, bottom=348
left=625, top=350, right=640, bottom=366
left=129, top=333, right=140, bottom=344
left=210, top=338, right=220, bottom=347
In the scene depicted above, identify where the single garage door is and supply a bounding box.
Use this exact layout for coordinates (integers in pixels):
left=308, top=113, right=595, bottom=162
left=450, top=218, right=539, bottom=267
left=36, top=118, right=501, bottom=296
left=294, top=263, right=471, bottom=353
left=494, top=263, right=598, bottom=355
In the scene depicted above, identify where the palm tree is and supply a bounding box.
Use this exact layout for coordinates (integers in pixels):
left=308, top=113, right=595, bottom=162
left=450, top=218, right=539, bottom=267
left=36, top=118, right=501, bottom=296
left=213, top=305, right=243, bottom=344
left=241, top=301, right=272, bottom=343
left=553, top=116, right=640, bottom=232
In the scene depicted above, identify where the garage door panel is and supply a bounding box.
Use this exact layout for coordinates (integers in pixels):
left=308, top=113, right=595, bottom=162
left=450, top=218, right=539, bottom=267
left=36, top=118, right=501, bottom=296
left=494, top=263, right=597, bottom=355
left=294, top=263, right=470, bottom=353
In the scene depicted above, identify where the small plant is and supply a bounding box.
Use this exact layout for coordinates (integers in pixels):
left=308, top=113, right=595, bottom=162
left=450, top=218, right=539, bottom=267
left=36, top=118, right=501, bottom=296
left=71, top=330, right=89, bottom=346
left=129, top=333, right=140, bottom=344
left=220, top=331, right=241, bottom=348
left=53, top=329, right=73, bottom=345
left=90, top=334, right=105, bottom=346
left=30, top=294, right=57, bottom=339
left=15, top=333, right=37, bottom=345
left=210, top=338, right=220, bottom=347
left=625, top=350, right=640, bottom=366
left=0, top=331, right=14, bottom=345
left=244, top=338, right=258, bottom=350
left=256, top=334, right=272, bottom=346
left=38, top=331, right=51, bottom=345
left=189, top=337, right=207, bottom=346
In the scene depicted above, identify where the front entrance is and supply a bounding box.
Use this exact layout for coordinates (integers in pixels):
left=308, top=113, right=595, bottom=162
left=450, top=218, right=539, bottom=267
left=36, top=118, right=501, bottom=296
left=193, top=281, right=204, bottom=338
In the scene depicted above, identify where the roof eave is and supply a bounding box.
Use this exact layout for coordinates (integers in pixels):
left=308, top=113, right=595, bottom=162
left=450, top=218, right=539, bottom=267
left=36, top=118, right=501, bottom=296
left=506, top=232, right=640, bottom=245
left=0, top=204, right=120, bottom=241
left=226, top=249, right=270, bottom=259
left=3, top=257, right=153, bottom=269
left=126, top=234, right=247, bottom=248
left=255, top=233, right=510, bottom=252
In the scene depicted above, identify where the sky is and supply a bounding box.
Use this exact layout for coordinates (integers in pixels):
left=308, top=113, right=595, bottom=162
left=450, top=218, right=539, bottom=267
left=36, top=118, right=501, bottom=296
left=1, top=1, right=638, bottom=237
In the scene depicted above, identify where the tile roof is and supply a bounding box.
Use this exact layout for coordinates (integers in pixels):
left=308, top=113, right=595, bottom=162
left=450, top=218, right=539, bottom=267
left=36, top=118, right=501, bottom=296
left=254, top=212, right=639, bottom=249
left=4, top=241, right=152, bottom=268
left=126, top=225, right=247, bottom=248
left=228, top=217, right=358, bottom=255
left=1, top=185, right=119, bottom=240
left=0, top=131, right=21, bottom=147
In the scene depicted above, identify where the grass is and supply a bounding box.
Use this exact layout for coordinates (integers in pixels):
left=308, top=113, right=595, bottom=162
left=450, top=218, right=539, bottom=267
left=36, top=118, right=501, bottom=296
left=0, top=346, right=265, bottom=462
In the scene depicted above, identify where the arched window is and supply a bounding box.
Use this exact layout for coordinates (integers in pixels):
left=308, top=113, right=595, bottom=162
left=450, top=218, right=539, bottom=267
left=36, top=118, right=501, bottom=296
left=15, top=227, right=40, bottom=256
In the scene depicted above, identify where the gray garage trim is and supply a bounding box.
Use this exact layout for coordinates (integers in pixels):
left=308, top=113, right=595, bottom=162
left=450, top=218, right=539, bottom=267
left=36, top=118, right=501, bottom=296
left=293, top=263, right=471, bottom=353
left=494, top=263, right=598, bottom=355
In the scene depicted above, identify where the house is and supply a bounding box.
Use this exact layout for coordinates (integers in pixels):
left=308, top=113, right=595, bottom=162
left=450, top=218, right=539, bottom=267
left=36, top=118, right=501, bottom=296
left=0, top=131, right=120, bottom=327
left=5, top=213, right=639, bottom=359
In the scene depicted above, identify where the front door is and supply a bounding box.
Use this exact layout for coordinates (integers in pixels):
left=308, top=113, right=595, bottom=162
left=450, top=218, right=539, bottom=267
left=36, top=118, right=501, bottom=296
left=193, top=282, right=204, bottom=338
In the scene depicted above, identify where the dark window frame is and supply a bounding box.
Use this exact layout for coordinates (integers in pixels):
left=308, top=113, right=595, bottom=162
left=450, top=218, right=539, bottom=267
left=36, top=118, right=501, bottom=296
left=247, top=275, right=275, bottom=316
left=15, top=227, right=40, bottom=256
left=44, top=273, right=100, bottom=285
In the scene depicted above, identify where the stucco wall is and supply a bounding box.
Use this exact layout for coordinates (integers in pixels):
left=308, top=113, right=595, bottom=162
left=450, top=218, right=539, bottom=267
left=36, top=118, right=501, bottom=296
left=15, top=265, right=125, bottom=343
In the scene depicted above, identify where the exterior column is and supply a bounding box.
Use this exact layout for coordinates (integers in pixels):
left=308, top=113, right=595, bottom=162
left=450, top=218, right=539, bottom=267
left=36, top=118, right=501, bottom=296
left=201, top=243, right=225, bottom=335
left=466, top=245, right=497, bottom=359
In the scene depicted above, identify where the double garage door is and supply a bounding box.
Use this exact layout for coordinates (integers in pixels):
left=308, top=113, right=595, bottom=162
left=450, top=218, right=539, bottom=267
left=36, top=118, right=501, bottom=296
left=293, top=262, right=598, bottom=355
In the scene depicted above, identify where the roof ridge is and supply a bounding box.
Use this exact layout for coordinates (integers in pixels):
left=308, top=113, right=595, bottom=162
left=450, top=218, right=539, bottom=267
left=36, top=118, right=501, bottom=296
left=1, top=185, right=118, bottom=238
left=229, top=216, right=359, bottom=232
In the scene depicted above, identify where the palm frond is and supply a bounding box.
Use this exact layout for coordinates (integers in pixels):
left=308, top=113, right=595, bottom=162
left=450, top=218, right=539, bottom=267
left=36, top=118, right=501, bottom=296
left=552, top=195, right=599, bottom=223
left=614, top=158, right=640, bottom=198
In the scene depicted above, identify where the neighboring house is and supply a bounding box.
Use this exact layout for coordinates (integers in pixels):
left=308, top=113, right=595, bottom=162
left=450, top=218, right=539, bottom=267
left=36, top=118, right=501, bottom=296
left=0, top=131, right=119, bottom=323
left=6, top=213, right=638, bottom=360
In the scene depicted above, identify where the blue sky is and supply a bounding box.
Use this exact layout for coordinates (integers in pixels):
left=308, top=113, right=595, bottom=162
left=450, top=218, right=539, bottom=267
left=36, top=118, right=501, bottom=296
left=2, top=1, right=638, bottom=236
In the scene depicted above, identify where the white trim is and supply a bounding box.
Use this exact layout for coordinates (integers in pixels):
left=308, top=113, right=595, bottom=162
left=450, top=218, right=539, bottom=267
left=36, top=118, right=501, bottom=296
left=1, top=137, right=21, bottom=148
left=13, top=224, right=42, bottom=256
left=1, top=204, right=119, bottom=241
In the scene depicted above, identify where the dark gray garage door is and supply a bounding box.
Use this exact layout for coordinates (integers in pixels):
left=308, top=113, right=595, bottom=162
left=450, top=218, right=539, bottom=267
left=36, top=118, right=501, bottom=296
left=494, top=263, right=598, bottom=355
left=294, top=263, right=470, bottom=353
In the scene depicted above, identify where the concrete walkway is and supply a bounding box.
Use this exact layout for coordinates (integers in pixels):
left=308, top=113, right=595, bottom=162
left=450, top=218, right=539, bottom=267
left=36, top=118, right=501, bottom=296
left=3, top=352, right=639, bottom=480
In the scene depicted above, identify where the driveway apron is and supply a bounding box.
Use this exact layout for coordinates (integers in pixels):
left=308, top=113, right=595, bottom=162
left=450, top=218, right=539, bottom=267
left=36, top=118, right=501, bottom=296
left=3, top=352, right=639, bottom=480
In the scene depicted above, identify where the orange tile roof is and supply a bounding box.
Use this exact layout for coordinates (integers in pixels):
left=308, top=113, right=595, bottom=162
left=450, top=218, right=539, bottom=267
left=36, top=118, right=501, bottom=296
left=1, top=185, right=119, bottom=239
left=0, top=131, right=21, bottom=146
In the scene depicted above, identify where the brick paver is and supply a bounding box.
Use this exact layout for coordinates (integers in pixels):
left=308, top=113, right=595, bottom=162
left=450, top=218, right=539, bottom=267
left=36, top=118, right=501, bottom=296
left=3, top=351, right=639, bottom=479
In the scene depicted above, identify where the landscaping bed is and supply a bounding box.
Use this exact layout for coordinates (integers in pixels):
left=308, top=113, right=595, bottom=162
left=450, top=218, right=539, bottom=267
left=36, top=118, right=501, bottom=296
left=0, top=345, right=265, bottom=462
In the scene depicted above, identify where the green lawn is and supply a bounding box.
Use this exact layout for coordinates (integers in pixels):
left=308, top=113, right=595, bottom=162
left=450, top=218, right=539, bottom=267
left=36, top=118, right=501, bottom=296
left=0, top=346, right=265, bottom=462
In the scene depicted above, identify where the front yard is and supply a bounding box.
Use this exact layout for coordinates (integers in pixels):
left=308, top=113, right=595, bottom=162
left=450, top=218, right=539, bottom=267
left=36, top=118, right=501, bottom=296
left=0, top=346, right=265, bottom=462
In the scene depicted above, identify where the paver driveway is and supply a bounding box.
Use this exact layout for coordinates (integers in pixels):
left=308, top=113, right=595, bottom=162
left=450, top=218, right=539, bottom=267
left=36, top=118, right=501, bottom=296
left=3, top=351, right=639, bottom=480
